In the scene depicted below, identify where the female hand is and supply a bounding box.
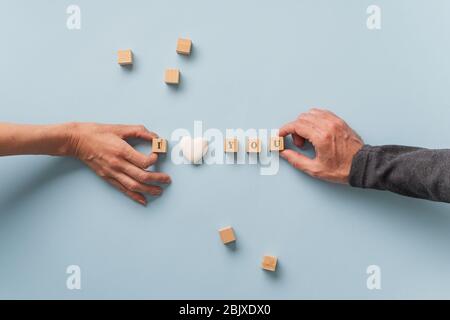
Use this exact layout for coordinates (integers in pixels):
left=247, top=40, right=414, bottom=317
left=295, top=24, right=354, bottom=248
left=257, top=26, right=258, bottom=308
left=69, top=123, right=171, bottom=205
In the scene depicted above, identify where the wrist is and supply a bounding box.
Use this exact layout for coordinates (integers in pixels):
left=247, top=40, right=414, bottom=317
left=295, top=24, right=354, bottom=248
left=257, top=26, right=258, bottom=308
left=55, top=122, right=79, bottom=157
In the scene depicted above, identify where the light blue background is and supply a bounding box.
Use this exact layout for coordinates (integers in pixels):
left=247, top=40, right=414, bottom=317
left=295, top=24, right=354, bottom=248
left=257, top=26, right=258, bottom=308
left=1, top=0, right=450, bottom=299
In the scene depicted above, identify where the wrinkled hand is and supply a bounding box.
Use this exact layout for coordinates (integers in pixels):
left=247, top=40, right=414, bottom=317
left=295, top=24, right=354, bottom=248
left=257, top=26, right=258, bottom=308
left=68, top=123, right=171, bottom=205
left=279, top=109, right=364, bottom=184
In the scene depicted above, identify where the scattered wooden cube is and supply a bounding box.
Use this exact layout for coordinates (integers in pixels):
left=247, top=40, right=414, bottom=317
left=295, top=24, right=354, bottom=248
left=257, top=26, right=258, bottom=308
left=261, top=255, right=278, bottom=272
left=152, top=138, right=167, bottom=153
left=224, top=138, right=239, bottom=153
left=117, top=49, right=133, bottom=65
left=165, top=69, right=180, bottom=85
left=218, top=226, right=236, bottom=244
left=247, top=138, right=261, bottom=153
left=176, top=38, right=192, bottom=55
left=269, top=137, right=285, bottom=151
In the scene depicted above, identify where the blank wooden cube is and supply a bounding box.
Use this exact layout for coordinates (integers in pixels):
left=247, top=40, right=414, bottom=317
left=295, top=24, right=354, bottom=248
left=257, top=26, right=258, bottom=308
left=270, top=137, right=285, bottom=151
left=261, top=255, right=277, bottom=272
left=176, top=38, right=192, bottom=55
left=224, top=138, right=239, bottom=153
left=165, top=69, right=180, bottom=84
left=246, top=139, right=261, bottom=153
left=218, top=226, right=236, bottom=244
left=152, top=138, right=167, bottom=153
left=117, top=49, right=133, bottom=65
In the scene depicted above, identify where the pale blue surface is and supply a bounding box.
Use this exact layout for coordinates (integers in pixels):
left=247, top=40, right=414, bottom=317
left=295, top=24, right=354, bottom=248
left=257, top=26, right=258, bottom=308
left=1, top=0, right=450, bottom=299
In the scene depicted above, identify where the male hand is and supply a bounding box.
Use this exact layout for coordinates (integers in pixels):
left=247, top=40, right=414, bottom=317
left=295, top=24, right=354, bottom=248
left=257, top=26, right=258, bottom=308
left=68, top=123, right=171, bottom=205
left=279, top=109, right=364, bottom=184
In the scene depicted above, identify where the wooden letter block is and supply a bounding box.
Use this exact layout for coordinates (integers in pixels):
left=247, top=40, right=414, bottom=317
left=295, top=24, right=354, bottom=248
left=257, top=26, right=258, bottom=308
left=224, top=138, right=239, bottom=153
left=246, top=139, right=261, bottom=153
left=261, top=255, right=278, bottom=272
left=152, top=138, right=167, bottom=153
left=270, top=137, right=285, bottom=151
left=218, top=226, right=236, bottom=244
left=176, top=38, right=192, bottom=55
left=165, top=69, right=180, bottom=85
left=117, top=49, right=133, bottom=65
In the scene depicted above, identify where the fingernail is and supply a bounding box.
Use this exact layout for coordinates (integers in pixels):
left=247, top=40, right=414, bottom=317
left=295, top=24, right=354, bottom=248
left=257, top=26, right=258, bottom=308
left=138, top=199, right=147, bottom=206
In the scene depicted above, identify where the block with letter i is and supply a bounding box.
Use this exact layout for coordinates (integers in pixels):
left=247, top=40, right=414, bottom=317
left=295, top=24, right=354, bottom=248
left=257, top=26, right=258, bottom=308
left=269, top=136, right=285, bottom=152
left=224, top=138, right=239, bottom=153
left=246, top=138, right=261, bottom=153
left=117, top=49, right=133, bottom=65
left=152, top=138, right=167, bottom=153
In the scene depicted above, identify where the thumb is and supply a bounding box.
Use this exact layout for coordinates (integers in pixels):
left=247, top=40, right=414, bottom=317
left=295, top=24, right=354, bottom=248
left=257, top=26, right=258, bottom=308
left=280, top=149, right=315, bottom=173
left=120, top=125, right=158, bottom=141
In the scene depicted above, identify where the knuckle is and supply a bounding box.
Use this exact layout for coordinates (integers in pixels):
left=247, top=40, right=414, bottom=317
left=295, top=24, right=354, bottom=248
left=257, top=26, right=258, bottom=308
left=97, top=170, right=107, bottom=178
left=150, top=186, right=162, bottom=194
left=298, top=112, right=307, bottom=119
left=298, top=118, right=309, bottom=127
left=309, top=171, right=319, bottom=178
left=127, top=181, right=140, bottom=191
left=137, top=161, right=148, bottom=170
left=159, top=175, right=169, bottom=183
left=287, top=157, right=296, bottom=165
left=114, top=183, right=125, bottom=192
left=150, top=153, right=158, bottom=161
left=323, top=132, right=332, bottom=141
left=293, top=161, right=303, bottom=170
left=330, top=122, right=340, bottom=131
left=308, top=166, right=321, bottom=177
left=290, top=160, right=300, bottom=169
left=144, top=172, right=155, bottom=181
left=153, top=174, right=166, bottom=183
left=114, top=147, right=125, bottom=158
left=109, top=157, right=121, bottom=169
left=138, top=172, right=150, bottom=182
left=143, top=158, right=153, bottom=168
left=335, top=118, right=345, bottom=127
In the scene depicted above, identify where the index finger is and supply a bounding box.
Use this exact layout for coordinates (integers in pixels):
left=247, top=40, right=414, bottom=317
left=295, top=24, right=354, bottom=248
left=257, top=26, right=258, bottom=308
left=279, top=121, right=296, bottom=137
left=279, top=120, right=315, bottom=141
left=119, top=125, right=159, bottom=141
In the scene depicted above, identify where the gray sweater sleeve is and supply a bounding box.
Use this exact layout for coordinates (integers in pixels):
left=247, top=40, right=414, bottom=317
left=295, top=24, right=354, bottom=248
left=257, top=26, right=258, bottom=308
left=349, top=145, right=450, bottom=203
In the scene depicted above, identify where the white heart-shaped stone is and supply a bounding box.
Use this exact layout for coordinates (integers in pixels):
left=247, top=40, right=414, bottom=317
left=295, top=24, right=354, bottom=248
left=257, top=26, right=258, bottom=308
left=179, top=136, right=208, bottom=164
